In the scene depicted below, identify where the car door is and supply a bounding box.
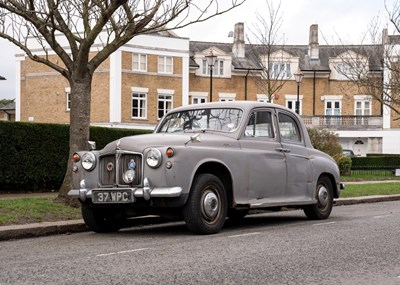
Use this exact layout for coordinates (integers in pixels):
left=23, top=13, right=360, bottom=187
left=239, top=109, right=287, bottom=204
left=276, top=111, right=312, bottom=202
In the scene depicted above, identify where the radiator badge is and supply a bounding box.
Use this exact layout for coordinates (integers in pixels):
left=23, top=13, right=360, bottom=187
left=106, top=162, right=114, bottom=172
left=128, top=159, right=136, bottom=170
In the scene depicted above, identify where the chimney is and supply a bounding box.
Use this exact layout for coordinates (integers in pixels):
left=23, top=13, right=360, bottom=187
left=232, top=22, right=245, bottom=58
left=382, top=28, right=388, bottom=45
left=308, top=24, right=319, bottom=61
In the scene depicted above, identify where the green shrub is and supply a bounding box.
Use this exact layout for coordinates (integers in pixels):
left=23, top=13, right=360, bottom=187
left=338, top=155, right=352, bottom=176
left=0, top=121, right=151, bottom=191
left=307, top=127, right=342, bottom=163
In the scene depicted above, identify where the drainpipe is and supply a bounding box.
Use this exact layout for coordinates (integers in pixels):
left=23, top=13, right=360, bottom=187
left=245, top=69, right=250, bottom=101
left=313, top=70, right=316, bottom=115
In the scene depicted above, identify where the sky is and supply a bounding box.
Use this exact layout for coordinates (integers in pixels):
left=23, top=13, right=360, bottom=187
left=0, top=0, right=391, bottom=100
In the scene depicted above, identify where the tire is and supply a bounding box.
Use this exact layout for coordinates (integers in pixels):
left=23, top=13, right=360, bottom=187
left=227, top=208, right=249, bottom=221
left=81, top=203, right=125, bottom=233
left=182, top=174, right=227, bottom=235
left=303, top=176, right=334, bottom=220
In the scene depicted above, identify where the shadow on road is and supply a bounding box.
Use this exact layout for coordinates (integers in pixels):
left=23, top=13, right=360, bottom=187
left=100, top=210, right=313, bottom=237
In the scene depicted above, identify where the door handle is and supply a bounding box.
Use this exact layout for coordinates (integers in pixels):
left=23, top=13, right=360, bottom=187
left=276, top=148, right=290, bottom=153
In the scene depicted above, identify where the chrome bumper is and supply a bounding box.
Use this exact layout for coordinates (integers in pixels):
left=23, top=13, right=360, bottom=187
left=68, top=177, right=182, bottom=202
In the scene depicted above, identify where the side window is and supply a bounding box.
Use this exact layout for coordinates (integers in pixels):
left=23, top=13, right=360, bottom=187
left=245, top=111, right=274, bottom=138
left=278, top=113, right=301, bottom=142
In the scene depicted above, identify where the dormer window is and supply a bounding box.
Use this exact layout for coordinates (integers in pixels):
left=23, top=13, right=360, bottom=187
left=335, top=62, right=363, bottom=79
left=269, top=62, right=291, bottom=79
left=202, top=59, right=224, bottom=76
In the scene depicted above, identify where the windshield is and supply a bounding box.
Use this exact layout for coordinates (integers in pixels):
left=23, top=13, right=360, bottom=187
left=157, top=108, right=243, bottom=133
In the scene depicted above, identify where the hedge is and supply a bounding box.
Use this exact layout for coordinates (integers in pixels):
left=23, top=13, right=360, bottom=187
left=351, top=156, right=400, bottom=169
left=0, top=121, right=152, bottom=191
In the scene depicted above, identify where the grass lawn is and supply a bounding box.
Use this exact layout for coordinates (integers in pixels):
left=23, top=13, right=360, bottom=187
left=340, top=182, right=400, bottom=198
left=0, top=197, right=81, bottom=226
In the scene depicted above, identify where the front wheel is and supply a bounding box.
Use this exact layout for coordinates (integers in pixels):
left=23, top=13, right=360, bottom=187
left=81, top=203, right=125, bottom=233
left=303, top=176, right=334, bottom=220
left=182, top=174, right=227, bottom=235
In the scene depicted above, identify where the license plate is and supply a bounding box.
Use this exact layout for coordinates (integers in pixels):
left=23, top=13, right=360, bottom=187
left=92, top=191, right=133, bottom=203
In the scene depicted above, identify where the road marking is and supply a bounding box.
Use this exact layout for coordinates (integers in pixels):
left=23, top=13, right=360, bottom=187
left=228, top=232, right=261, bottom=238
left=96, top=248, right=151, bottom=257
left=312, top=221, right=336, bottom=226
left=117, top=248, right=151, bottom=254
left=96, top=252, right=117, bottom=257
left=373, top=215, right=391, bottom=219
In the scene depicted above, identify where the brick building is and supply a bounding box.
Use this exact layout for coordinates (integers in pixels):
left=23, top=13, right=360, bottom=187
left=14, top=23, right=400, bottom=155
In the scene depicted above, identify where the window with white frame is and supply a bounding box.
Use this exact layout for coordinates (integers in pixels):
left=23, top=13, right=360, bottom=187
left=325, top=100, right=341, bottom=116
left=354, top=96, right=372, bottom=125
left=66, top=88, right=71, bottom=111
left=256, top=94, right=271, bottom=103
left=132, top=53, right=147, bottom=71
left=286, top=100, right=296, bottom=112
left=158, top=92, right=173, bottom=119
left=158, top=56, right=173, bottom=74
left=219, top=93, right=236, bottom=102
left=335, top=62, right=363, bottom=79
left=190, top=92, right=208, bottom=104
left=202, top=59, right=224, bottom=76
left=285, top=95, right=302, bottom=114
left=192, top=97, right=207, bottom=104
left=269, top=62, right=291, bottom=78
left=354, top=100, right=371, bottom=116
left=132, top=92, right=147, bottom=119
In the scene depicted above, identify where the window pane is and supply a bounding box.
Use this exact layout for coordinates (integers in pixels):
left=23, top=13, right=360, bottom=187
left=132, top=93, right=146, bottom=118
left=202, top=60, right=207, bottom=75
left=278, top=113, right=301, bottom=141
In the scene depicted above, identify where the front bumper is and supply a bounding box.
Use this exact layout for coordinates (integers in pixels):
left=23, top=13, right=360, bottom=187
left=68, top=177, right=182, bottom=202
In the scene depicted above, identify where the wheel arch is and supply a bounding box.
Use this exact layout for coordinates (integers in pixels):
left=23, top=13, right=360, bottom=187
left=319, top=172, right=339, bottom=198
left=193, top=161, right=234, bottom=208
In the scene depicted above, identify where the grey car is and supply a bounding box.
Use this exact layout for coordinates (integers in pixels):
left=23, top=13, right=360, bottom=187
left=69, top=101, right=344, bottom=234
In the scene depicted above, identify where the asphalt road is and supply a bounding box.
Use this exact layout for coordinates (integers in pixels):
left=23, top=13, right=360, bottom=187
left=1, top=201, right=400, bottom=285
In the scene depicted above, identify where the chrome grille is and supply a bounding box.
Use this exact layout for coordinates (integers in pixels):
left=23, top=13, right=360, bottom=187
left=99, top=153, right=142, bottom=187
left=99, top=155, right=115, bottom=186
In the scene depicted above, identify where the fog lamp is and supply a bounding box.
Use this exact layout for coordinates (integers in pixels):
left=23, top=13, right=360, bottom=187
left=123, top=169, right=136, bottom=184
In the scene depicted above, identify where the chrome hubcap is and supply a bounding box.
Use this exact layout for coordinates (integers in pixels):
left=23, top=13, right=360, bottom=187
left=203, top=191, right=219, bottom=220
left=318, top=186, right=329, bottom=207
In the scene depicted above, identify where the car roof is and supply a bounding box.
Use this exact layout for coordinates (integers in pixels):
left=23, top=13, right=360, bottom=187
left=168, top=100, right=292, bottom=114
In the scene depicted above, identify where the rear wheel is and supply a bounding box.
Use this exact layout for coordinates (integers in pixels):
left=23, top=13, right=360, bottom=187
left=81, top=203, right=125, bottom=233
left=183, top=174, right=227, bottom=235
left=303, top=176, right=333, bottom=220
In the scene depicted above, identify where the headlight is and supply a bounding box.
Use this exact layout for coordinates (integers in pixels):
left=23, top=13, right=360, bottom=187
left=81, top=152, right=96, bottom=171
left=146, top=148, right=162, bottom=168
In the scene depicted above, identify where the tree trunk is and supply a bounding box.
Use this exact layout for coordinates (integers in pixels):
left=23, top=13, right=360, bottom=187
left=57, top=72, right=93, bottom=205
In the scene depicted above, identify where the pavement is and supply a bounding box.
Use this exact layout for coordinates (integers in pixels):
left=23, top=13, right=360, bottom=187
left=1, top=181, right=400, bottom=241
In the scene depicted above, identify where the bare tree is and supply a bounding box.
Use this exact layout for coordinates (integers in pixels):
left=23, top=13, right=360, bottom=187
left=331, top=1, right=400, bottom=121
left=247, top=0, right=291, bottom=102
left=0, top=0, right=245, bottom=202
